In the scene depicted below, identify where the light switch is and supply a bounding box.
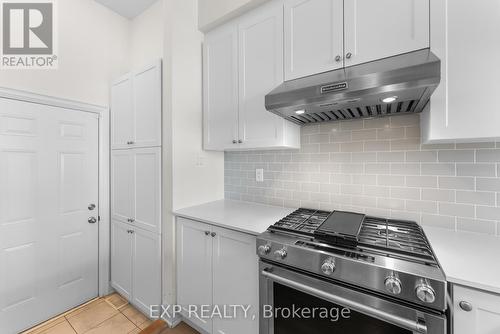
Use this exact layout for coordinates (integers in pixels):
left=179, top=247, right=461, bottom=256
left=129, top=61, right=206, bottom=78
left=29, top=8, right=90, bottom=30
left=256, top=169, right=264, bottom=182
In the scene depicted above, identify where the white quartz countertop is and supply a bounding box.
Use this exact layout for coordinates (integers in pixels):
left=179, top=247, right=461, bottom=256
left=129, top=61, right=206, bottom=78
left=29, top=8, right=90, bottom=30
left=423, top=226, right=500, bottom=294
left=174, top=200, right=500, bottom=294
left=173, top=199, right=296, bottom=236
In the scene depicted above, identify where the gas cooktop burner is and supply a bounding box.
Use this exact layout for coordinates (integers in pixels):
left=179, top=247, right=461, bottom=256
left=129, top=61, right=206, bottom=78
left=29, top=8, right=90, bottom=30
left=269, top=208, right=437, bottom=264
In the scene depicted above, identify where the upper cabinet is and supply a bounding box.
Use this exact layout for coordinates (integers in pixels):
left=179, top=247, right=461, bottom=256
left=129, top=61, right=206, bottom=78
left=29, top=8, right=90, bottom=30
left=203, top=23, right=239, bottom=150
left=343, top=0, right=429, bottom=67
left=284, top=0, right=344, bottom=80
left=238, top=1, right=296, bottom=149
left=422, top=0, right=500, bottom=143
left=284, top=0, right=429, bottom=80
left=203, top=1, right=301, bottom=151
left=112, top=61, right=162, bottom=149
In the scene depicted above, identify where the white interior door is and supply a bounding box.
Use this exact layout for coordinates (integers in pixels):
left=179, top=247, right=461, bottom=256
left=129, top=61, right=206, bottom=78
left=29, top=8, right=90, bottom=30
left=0, top=98, right=99, bottom=334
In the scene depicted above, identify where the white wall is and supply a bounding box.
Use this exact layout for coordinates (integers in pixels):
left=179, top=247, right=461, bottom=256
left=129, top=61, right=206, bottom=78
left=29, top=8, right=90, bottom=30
left=130, top=0, right=164, bottom=68
left=0, top=0, right=130, bottom=106
left=198, top=0, right=269, bottom=31
left=162, top=0, right=225, bottom=306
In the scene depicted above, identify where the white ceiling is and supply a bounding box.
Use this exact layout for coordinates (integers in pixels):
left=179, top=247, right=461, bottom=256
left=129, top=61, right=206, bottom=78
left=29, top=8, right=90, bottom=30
left=94, top=0, right=159, bottom=19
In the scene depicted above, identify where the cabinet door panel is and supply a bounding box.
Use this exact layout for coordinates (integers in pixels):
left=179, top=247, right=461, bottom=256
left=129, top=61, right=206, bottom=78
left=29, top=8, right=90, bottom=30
left=111, top=75, right=134, bottom=149
left=111, top=150, right=134, bottom=224
left=212, top=227, right=258, bottom=334
left=238, top=1, right=286, bottom=149
left=423, top=0, right=500, bottom=142
left=134, top=148, right=161, bottom=233
left=132, top=61, right=162, bottom=148
left=176, top=218, right=213, bottom=333
left=132, top=227, right=161, bottom=315
left=285, top=0, right=344, bottom=80
left=454, top=285, right=500, bottom=334
left=111, top=220, right=133, bottom=300
left=344, top=0, right=429, bottom=66
left=203, top=24, right=239, bottom=151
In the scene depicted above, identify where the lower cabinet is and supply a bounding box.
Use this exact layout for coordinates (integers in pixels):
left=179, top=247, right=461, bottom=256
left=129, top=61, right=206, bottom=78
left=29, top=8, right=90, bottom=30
left=453, top=285, right=500, bottom=334
left=111, top=220, right=161, bottom=316
left=176, top=217, right=259, bottom=334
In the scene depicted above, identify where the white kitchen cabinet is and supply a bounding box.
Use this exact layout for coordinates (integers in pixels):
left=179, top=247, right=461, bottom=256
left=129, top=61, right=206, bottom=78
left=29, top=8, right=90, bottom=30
left=176, top=217, right=259, bottom=334
left=202, top=1, right=300, bottom=151
left=422, top=0, right=500, bottom=142
left=343, top=0, right=429, bottom=67
left=111, top=74, right=134, bottom=149
left=177, top=218, right=213, bottom=333
left=132, top=226, right=162, bottom=316
left=203, top=23, right=239, bottom=151
left=111, top=220, right=161, bottom=316
left=111, top=60, right=162, bottom=149
left=111, top=220, right=133, bottom=300
left=238, top=1, right=299, bottom=150
left=111, top=148, right=161, bottom=234
left=453, top=285, right=500, bottom=334
left=212, top=226, right=258, bottom=334
left=284, top=0, right=344, bottom=80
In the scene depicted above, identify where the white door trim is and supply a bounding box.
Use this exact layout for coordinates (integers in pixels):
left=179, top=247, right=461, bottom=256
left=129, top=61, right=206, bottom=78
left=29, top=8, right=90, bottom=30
left=0, top=86, right=111, bottom=297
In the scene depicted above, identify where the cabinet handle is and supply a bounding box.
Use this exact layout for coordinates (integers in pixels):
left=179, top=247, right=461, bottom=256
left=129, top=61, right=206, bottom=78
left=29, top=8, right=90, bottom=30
left=205, top=231, right=210, bottom=236
left=232, top=140, right=237, bottom=144
left=335, top=55, right=341, bottom=62
left=346, top=52, right=352, bottom=59
left=459, top=301, right=473, bottom=312
left=211, top=232, right=217, bottom=238
left=238, top=140, right=243, bottom=144
left=127, top=141, right=135, bottom=145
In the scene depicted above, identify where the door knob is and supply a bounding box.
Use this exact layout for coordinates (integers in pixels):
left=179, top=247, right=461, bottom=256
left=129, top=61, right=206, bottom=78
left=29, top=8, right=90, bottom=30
left=205, top=231, right=210, bottom=236
left=232, top=140, right=237, bottom=144
left=346, top=52, right=352, bottom=59
left=211, top=232, right=217, bottom=237
left=88, top=203, right=96, bottom=211
left=88, top=217, right=97, bottom=224
left=335, top=55, right=341, bottom=62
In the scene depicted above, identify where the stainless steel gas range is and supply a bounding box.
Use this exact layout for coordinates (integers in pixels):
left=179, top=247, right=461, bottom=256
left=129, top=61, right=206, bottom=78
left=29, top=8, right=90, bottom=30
left=257, top=209, right=448, bottom=334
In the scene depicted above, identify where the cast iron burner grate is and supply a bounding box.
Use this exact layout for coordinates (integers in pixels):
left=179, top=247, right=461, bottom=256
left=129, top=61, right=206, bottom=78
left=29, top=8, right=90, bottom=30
left=269, top=209, right=437, bottom=264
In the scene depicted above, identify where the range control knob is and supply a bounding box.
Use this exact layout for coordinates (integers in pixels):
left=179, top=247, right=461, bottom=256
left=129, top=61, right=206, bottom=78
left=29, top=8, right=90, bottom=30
left=274, top=248, right=287, bottom=260
left=321, top=258, right=336, bottom=275
left=416, top=283, right=436, bottom=304
left=384, top=276, right=402, bottom=295
left=258, top=244, right=271, bottom=256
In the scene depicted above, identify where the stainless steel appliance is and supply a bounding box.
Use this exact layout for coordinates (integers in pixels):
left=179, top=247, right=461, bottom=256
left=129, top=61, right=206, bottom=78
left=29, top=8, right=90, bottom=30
left=265, top=49, right=440, bottom=125
left=257, top=209, right=448, bottom=334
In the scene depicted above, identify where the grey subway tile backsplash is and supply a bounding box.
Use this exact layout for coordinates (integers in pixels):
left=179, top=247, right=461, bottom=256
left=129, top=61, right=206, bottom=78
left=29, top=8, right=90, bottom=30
left=224, top=115, right=500, bottom=236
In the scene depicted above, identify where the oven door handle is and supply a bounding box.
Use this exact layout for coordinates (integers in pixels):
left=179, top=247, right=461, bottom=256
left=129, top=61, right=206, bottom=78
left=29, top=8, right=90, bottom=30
left=262, top=269, right=428, bottom=334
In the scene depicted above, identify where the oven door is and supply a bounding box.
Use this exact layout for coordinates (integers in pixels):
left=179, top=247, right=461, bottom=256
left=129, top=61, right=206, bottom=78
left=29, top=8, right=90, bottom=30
left=259, top=261, right=446, bottom=334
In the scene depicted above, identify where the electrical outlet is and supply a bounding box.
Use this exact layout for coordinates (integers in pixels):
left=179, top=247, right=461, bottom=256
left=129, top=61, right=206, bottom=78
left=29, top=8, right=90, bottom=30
left=256, top=169, right=264, bottom=182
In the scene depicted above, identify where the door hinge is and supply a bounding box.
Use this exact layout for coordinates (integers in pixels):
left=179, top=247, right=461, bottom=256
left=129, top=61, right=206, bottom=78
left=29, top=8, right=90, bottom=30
left=98, top=216, right=101, bottom=221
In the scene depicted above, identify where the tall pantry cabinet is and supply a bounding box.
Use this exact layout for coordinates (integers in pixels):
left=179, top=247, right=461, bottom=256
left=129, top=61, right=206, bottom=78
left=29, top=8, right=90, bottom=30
left=110, top=60, right=162, bottom=315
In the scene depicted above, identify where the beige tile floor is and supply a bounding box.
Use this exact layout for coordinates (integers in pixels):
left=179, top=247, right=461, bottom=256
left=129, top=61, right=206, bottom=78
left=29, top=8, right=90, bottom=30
left=22, top=294, right=156, bottom=334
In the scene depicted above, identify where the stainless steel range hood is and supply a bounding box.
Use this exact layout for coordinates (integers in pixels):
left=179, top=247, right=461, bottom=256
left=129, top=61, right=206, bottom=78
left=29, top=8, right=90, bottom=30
left=265, top=49, right=440, bottom=125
